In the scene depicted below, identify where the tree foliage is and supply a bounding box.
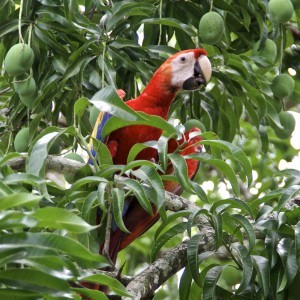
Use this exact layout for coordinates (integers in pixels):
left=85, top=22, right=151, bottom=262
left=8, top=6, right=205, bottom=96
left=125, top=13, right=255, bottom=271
left=0, top=0, right=300, bottom=299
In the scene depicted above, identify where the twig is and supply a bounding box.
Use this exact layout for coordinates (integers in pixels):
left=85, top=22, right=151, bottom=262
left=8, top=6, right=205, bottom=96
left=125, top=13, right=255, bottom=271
left=0, top=87, right=11, bottom=96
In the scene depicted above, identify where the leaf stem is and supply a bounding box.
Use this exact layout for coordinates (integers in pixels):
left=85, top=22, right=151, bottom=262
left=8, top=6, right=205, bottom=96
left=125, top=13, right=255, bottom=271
left=18, top=0, right=24, bottom=44
left=279, top=23, right=284, bottom=73
left=101, top=40, right=106, bottom=88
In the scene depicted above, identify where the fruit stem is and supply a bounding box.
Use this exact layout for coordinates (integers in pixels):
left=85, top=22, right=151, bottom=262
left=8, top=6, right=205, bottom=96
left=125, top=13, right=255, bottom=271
left=28, top=23, right=33, bottom=47
left=158, top=0, right=163, bottom=45
left=18, top=0, right=25, bottom=45
left=279, top=23, right=284, bottom=73
left=210, top=0, right=213, bottom=11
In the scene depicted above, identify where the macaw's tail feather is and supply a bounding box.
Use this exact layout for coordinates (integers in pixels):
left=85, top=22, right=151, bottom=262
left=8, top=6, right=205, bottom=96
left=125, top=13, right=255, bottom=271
left=101, top=200, right=159, bottom=264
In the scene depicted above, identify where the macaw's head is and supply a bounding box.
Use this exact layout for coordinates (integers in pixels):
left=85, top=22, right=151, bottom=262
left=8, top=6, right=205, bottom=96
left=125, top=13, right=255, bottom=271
left=168, top=49, right=212, bottom=90
left=141, top=49, right=212, bottom=102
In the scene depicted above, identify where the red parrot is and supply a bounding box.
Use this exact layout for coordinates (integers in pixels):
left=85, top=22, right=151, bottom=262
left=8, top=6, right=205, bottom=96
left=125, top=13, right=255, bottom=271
left=90, top=49, right=212, bottom=263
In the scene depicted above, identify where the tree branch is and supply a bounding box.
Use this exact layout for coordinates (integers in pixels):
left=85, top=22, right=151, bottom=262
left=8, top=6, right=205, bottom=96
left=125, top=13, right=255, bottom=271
left=7, top=155, right=203, bottom=215
left=124, top=225, right=215, bottom=300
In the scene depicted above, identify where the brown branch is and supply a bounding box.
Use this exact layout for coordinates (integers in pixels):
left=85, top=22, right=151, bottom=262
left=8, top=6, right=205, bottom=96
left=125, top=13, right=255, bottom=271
left=124, top=225, right=215, bottom=300
left=6, top=155, right=203, bottom=215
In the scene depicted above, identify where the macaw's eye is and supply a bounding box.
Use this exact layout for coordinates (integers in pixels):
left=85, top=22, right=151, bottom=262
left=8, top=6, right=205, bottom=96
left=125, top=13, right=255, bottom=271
left=180, top=56, right=186, bottom=62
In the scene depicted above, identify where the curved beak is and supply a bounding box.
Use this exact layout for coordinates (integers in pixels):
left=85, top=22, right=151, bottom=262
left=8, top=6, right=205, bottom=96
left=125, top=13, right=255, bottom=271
left=182, top=56, right=212, bottom=90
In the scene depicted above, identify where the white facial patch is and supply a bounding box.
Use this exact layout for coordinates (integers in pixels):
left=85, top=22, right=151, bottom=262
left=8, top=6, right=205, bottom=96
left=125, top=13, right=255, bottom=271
left=171, top=52, right=196, bottom=88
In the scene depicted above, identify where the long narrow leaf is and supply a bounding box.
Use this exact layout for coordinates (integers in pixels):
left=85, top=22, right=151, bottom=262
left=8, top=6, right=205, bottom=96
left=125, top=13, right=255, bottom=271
left=112, top=188, right=130, bottom=233
left=80, top=273, right=133, bottom=298
left=232, top=214, right=255, bottom=253
left=150, top=222, right=187, bottom=262
left=202, top=266, right=224, bottom=300
left=123, top=179, right=153, bottom=215
left=32, top=207, right=97, bottom=233
left=200, top=140, right=253, bottom=186
left=252, top=255, right=270, bottom=298
left=0, top=193, right=42, bottom=210
left=187, top=234, right=203, bottom=287
left=186, top=153, right=240, bottom=196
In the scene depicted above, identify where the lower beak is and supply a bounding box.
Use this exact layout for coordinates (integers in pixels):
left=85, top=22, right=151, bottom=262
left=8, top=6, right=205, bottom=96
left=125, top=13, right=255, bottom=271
left=182, top=60, right=206, bottom=91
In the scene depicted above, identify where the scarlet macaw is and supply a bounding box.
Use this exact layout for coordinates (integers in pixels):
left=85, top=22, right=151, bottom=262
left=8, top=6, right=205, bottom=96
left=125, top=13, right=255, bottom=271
left=91, top=49, right=212, bottom=262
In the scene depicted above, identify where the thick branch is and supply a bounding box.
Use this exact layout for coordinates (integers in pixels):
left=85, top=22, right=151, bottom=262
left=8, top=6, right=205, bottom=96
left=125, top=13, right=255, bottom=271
left=124, top=225, right=215, bottom=300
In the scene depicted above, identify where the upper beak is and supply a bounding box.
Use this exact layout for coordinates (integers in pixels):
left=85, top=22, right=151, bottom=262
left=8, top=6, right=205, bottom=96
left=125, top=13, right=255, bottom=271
left=182, top=56, right=212, bottom=90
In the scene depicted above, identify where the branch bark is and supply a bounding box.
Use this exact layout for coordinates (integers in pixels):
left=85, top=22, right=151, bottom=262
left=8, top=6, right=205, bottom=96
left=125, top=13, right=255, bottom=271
left=124, top=225, right=215, bottom=300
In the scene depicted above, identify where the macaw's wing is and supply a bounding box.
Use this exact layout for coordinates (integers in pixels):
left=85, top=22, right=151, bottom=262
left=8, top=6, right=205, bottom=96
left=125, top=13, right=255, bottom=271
left=104, top=128, right=202, bottom=262
left=89, top=111, right=113, bottom=162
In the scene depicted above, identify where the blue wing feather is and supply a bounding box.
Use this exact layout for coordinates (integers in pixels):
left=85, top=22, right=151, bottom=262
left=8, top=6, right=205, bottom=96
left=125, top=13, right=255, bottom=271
left=89, top=111, right=112, bottom=163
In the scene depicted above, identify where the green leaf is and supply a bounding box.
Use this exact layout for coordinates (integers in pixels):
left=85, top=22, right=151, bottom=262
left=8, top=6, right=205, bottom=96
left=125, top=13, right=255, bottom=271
left=32, top=207, right=98, bottom=233
left=277, top=185, right=300, bottom=212
left=234, top=244, right=253, bottom=294
left=187, top=234, right=203, bottom=287
left=252, top=255, right=270, bottom=298
left=0, top=181, right=15, bottom=196
left=80, top=273, right=133, bottom=298
left=142, top=18, right=197, bottom=36
left=127, top=143, right=150, bottom=164
left=0, top=269, right=70, bottom=293
left=91, top=138, right=113, bottom=166
left=202, top=266, right=224, bottom=300
left=101, top=113, right=178, bottom=141
left=200, top=140, right=253, bottom=186
left=0, top=19, right=19, bottom=39
left=150, top=222, right=187, bottom=262
left=277, top=239, right=297, bottom=292
left=0, top=233, right=108, bottom=267
left=0, top=193, right=42, bottom=210
left=90, top=86, right=145, bottom=122
left=212, top=214, right=223, bottom=249
left=27, top=131, right=59, bottom=176
left=97, top=181, right=108, bottom=212
left=3, top=173, right=47, bottom=187
left=108, top=47, right=139, bottom=72
left=154, top=210, right=191, bottom=241
left=123, top=160, right=163, bottom=174
left=168, top=153, right=196, bottom=194
left=0, top=152, right=22, bottom=167
left=295, top=222, right=300, bottom=268
left=123, top=179, right=153, bottom=215
left=0, top=289, right=39, bottom=300
left=210, top=198, right=253, bottom=216
left=231, top=214, right=255, bottom=253
left=179, top=266, right=192, bottom=300
left=187, top=153, right=240, bottom=196
left=72, top=288, right=108, bottom=300
left=131, top=166, right=165, bottom=210
left=74, top=97, right=90, bottom=120
left=68, top=176, right=108, bottom=195
left=112, top=187, right=130, bottom=233
left=27, top=127, right=75, bottom=176
left=187, top=208, right=210, bottom=237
